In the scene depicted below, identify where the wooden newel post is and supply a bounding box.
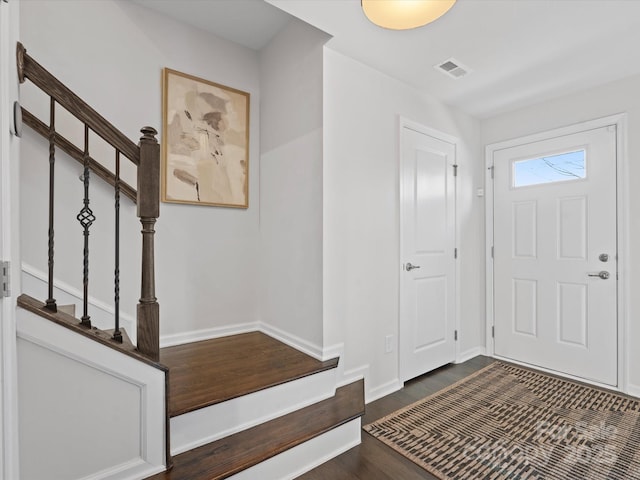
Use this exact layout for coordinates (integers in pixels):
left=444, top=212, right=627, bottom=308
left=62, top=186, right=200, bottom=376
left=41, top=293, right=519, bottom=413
left=137, top=126, right=160, bottom=361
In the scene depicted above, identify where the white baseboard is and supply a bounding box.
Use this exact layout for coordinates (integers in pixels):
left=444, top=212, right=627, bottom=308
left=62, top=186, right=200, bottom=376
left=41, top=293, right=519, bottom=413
left=366, top=377, right=402, bottom=404
left=626, top=383, right=640, bottom=399
left=321, top=343, right=344, bottom=363
left=159, top=322, right=259, bottom=348
left=21, top=263, right=136, bottom=341
left=160, top=322, right=324, bottom=360
left=259, top=323, right=324, bottom=360
left=456, top=346, right=486, bottom=364
left=317, top=345, right=368, bottom=398
left=340, top=364, right=368, bottom=389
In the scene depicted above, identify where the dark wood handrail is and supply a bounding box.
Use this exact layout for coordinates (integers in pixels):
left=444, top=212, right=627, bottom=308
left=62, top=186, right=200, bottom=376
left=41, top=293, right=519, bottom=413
left=18, top=42, right=161, bottom=362
left=22, top=107, right=137, bottom=203
left=17, top=42, right=140, bottom=165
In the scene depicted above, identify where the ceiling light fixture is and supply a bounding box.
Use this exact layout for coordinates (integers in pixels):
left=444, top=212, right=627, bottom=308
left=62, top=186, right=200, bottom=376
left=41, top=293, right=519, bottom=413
left=362, top=0, right=456, bottom=30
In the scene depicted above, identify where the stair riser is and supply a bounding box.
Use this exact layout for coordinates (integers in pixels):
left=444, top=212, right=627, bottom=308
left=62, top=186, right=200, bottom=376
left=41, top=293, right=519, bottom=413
left=171, top=368, right=337, bottom=455
left=228, top=419, right=361, bottom=480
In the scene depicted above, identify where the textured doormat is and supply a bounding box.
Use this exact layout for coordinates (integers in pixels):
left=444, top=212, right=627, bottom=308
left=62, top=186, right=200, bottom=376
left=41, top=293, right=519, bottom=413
left=364, top=362, right=640, bottom=479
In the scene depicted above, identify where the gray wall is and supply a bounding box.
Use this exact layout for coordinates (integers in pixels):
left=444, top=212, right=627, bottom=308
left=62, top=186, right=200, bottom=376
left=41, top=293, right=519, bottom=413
left=20, top=0, right=262, bottom=340
left=259, top=19, right=330, bottom=352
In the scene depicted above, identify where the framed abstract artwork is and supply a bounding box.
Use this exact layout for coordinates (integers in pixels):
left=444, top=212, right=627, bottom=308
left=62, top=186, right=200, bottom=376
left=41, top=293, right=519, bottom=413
left=162, top=68, right=250, bottom=208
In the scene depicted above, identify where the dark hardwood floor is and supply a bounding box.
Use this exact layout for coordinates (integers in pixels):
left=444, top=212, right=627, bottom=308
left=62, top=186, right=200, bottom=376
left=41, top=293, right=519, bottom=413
left=298, top=355, right=496, bottom=480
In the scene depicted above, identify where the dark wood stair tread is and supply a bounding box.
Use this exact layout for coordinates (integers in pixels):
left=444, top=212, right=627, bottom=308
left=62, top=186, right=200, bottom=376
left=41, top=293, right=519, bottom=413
left=146, top=379, right=364, bottom=480
left=161, top=332, right=339, bottom=417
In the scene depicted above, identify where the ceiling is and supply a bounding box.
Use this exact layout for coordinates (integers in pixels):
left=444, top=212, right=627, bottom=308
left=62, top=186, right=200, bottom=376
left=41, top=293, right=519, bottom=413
left=133, top=0, right=640, bottom=119
left=131, top=0, right=292, bottom=50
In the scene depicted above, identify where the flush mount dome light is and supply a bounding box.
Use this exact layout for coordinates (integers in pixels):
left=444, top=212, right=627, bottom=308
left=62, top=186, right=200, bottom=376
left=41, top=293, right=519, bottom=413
left=362, top=0, right=456, bottom=30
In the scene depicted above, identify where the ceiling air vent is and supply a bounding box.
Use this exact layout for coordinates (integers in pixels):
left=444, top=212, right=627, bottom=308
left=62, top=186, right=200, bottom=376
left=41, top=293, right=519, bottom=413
left=435, top=58, right=471, bottom=79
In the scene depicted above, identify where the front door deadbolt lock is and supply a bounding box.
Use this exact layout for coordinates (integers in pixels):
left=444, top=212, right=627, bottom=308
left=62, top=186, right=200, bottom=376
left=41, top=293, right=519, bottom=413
left=599, top=253, right=609, bottom=262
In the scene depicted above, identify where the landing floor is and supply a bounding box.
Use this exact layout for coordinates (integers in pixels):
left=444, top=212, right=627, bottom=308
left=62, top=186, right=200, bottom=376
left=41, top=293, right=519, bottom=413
left=160, top=331, right=338, bottom=417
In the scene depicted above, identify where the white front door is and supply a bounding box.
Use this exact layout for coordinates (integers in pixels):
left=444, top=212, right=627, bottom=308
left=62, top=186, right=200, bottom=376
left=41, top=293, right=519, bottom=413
left=492, top=125, right=617, bottom=386
left=400, top=124, right=457, bottom=382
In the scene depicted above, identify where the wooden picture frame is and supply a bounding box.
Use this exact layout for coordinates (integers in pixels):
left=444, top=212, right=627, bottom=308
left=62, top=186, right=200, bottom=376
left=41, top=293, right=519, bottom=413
left=162, top=68, right=250, bottom=208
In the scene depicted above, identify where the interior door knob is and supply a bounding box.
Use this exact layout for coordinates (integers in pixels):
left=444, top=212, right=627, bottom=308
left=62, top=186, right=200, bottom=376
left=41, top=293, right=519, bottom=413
left=406, top=262, right=421, bottom=271
left=588, top=271, right=610, bottom=280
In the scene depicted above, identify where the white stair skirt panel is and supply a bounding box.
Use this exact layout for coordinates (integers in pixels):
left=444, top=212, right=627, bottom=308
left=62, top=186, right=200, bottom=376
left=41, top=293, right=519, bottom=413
left=171, top=368, right=337, bottom=455
left=16, top=308, right=165, bottom=480
left=229, top=419, right=361, bottom=480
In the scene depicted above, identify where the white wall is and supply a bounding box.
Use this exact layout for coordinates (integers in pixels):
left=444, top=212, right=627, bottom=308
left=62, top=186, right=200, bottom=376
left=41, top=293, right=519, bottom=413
left=0, top=0, right=22, bottom=478
left=19, top=0, right=262, bottom=340
left=481, top=74, right=640, bottom=395
left=259, top=19, right=330, bottom=354
left=323, top=49, right=484, bottom=400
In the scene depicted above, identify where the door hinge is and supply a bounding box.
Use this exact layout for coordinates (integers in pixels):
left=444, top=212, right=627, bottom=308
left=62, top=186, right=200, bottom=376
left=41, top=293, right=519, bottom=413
left=454, top=247, right=458, bottom=259
left=1, top=261, right=10, bottom=298
left=453, top=164, right=458, bottom=177
left=454, top=330, right=458, bottom=341
left=488, top=165, right=494, bottom=179
left=491, top=246, right=494, bottom=259
left=492, top=326, right=495, bottom=338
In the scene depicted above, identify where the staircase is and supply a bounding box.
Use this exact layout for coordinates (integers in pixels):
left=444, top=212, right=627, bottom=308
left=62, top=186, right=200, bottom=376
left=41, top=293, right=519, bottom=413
left=16, top=43, right=364, bottom=480
left=18, top=294, right=364, bottom=479
left=149, top=333, right=364, bottom=479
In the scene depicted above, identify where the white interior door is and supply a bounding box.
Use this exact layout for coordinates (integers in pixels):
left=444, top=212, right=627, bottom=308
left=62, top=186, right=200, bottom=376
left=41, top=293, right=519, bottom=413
left=400, top=124, right=456, bottom=382
left=492, top=125, right=617, bottom=386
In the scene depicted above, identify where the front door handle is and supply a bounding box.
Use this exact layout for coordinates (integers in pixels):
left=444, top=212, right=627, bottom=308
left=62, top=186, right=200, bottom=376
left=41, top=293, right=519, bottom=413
left=588, top=271, right=610, bottom=280
left=406, top=262, right=421, bottom=271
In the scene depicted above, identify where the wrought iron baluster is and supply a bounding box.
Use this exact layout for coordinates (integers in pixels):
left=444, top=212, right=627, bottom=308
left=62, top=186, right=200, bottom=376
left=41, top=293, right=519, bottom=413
left=113, top=151, right=122, bottom=343
left=45, top=98, right=57, bottom=312
left=77, top=124, right=95, bottom=328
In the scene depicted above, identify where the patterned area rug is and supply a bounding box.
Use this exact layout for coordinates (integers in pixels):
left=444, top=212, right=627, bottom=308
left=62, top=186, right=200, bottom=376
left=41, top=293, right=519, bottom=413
left=364, top=362, right=640, bottom=479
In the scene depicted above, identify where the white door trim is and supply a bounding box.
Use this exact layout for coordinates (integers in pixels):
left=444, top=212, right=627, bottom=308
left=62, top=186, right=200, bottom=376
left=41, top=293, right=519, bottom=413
left=0, top=1, right=20, bottom=478
left=398, top=116, right=461, bottom=379
left=485, top=113, right=629, bottom=393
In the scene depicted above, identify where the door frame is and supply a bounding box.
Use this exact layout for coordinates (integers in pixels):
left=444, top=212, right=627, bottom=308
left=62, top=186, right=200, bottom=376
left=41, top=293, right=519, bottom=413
left=485, top=113, right=629, bottom=393
left=398, top=116, right=460, bottom=382
left=0, top=1, right=21, bottom=478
